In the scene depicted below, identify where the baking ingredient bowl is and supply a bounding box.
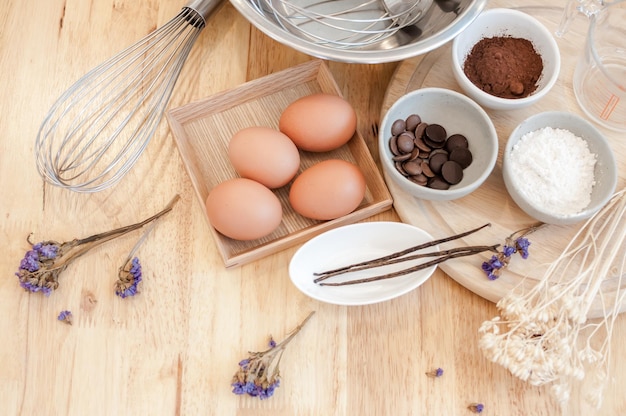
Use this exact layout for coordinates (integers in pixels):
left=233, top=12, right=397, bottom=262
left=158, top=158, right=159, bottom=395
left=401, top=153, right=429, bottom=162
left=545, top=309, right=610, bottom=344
left=379, top=87, right=498, bottom=201
left=502, top=111, right=617, bottom=225
left=451, top=8, right=561, bottom=110
left=230, top=0, right=488, bottom=64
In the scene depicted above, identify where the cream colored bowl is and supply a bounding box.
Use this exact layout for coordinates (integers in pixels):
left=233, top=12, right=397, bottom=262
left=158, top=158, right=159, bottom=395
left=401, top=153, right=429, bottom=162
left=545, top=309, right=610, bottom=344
left=451, top=8, right=560, bottom=110
left=502, top=111, right=617, bottom=225
left=379, top=87, right=498, bottom=201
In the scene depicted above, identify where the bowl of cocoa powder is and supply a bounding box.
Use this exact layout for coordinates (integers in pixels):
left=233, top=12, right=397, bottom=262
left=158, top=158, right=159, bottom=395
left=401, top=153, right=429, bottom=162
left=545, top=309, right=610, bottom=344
left=451, top=8, right=560, bottom=111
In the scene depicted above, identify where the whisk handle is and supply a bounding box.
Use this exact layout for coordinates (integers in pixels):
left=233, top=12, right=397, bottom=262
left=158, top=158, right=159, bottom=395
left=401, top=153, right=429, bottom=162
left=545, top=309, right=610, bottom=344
left=185, top=0, right=225, bottom=23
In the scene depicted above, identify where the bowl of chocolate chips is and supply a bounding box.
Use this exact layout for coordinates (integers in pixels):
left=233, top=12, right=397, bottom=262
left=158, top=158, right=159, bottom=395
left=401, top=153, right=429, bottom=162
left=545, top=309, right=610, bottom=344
left=379, top=87, right=498, bottom=201
left=451, top=8, right=561, bottom=111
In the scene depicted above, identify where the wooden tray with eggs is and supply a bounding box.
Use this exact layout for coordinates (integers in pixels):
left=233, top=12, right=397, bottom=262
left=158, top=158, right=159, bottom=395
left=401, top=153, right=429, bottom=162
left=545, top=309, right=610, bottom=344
left=166, top=60, right=393, bottom=268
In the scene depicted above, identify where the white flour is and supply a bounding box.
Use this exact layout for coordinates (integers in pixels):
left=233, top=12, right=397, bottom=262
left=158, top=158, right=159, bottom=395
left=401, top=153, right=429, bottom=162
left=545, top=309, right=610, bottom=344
left=508, top=127, right=597, bottom=216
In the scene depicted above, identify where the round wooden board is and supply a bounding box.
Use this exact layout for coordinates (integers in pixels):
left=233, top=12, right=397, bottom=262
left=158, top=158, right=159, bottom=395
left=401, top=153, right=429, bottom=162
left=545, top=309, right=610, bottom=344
left=381, top=4, right=626, bottom=319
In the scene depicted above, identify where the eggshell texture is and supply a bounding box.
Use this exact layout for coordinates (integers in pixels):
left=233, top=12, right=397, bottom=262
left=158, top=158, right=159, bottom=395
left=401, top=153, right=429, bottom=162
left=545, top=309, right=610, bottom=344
left=228, top=127, right=300, bottom=189
left=279, top=93, right=357, bottom=152
left=289, top=159, right=366, bottom=220
left=205, top=178, right=282, bottom=241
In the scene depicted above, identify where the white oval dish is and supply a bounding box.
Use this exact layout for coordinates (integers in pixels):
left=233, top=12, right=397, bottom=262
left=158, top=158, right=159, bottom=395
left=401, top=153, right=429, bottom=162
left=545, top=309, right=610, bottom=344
left=289, top=222, right=438, bottom=306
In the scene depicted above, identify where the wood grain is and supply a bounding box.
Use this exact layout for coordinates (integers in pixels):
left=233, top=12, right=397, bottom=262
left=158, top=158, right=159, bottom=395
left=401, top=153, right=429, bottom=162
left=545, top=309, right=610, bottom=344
left=1, top=0, right=625, bottom=415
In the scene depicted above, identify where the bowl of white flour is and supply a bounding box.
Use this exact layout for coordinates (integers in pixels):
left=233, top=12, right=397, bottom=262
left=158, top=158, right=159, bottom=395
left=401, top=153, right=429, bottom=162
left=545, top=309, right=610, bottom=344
left=502, top=111, right=617, bottom=225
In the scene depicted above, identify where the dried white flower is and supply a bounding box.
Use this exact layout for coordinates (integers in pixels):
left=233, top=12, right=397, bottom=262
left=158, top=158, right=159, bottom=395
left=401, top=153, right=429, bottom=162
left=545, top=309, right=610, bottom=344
left=478, top=189, right=626, bottom=409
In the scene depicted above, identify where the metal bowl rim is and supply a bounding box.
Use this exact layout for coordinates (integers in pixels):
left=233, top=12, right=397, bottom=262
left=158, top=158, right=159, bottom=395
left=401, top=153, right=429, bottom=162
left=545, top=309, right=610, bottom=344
left=229, top=0, right=489, bottom=63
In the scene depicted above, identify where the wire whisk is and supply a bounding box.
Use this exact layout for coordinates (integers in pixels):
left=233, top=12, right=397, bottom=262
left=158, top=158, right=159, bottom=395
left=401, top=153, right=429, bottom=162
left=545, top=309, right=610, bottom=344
left=35, top=0, right=223, bottom=193
left=252, top=0, right=432, bottom=48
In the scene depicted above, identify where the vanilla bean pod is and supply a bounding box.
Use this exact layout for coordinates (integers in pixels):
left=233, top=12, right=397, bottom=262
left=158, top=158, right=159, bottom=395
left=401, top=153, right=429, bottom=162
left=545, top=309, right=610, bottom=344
left=313, top=223, right=491, bottom=280
left=318, top=245, right=498, bottom=286
left=313, top=245, right=499, bottom=283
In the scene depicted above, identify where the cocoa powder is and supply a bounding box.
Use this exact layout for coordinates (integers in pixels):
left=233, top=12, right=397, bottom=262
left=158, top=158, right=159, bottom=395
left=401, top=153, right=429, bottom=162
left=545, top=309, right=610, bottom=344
left=463, top=36, right=543, bottom=99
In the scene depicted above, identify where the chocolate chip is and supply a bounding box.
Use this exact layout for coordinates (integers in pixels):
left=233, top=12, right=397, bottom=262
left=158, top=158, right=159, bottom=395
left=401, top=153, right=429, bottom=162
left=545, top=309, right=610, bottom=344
left=389, top=135, right=400, bottom=156
left=403, top=160, right=423, bottom=175
left=405, top=114, right=421, bottom=131
left=428, top=176, right=450, bottom=190
left=424, top=136, right=446, bottom=149
left=414, top=122, right=428, bottom=139
left=449, top=147, right=473, bottom=169
left=391, top=119, right=406, bottom=136
left=395, top=160, right=408, bottom=176
left=414, top=136, right=431, bottom=152
left=425, top=124, right=447, bottom=143
left=392, top=152, right=411, bottom=162
left=409, top=173, right=428, bottom=186
left=429, top=152, right=448, bottom=174
left=397, top=133, right=415, bottom=153
left=430, top=148, right=449, bottom=157
left=421, top=161, right=435, bottom=178
left=441, top=161, right=463, bottom=185
left=446, top=134, right=469, bottom=151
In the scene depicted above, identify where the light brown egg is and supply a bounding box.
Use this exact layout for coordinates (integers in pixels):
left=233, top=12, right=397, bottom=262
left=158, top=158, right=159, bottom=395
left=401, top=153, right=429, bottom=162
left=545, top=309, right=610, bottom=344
left=228, top=126, right=300, bottom=189
left=279, top=93, right=357, bottom=152
left=205, top=178, right=282, bottom=241
left=289, top=159, right=366, bottom=220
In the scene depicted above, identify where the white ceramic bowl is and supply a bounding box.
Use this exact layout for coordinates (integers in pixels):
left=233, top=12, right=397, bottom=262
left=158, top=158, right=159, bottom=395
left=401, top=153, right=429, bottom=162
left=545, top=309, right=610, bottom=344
left=502, top=111, right=617, bottom=225
left=379, top=87, right=498, bottom=201
left=451, top=8, right=561, bottom=110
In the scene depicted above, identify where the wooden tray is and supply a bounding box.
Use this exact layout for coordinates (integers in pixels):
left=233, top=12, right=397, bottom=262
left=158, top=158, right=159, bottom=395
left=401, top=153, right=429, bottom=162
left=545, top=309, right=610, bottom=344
left=167, top=60, right=392, bottom=268
left=382, top=4, right=626, bottom=318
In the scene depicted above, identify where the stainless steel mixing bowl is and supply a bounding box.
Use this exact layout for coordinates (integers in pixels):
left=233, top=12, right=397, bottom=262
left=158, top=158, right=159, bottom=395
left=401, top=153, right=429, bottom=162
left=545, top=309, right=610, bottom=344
left=229, top=0, right=488, bottom=63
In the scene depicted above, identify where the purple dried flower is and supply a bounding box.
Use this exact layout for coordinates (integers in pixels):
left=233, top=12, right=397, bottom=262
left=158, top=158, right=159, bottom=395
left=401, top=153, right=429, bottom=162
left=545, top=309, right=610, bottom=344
left=426, top=367, right=444, bottom=378
left=115, top=257, right=142, bottom=298
left=482, top=255, right=508, bottom=280
left=232, top=312, right=314, bottom=400
left=502, top=245, right=516, bottom=257
left=15, top=196, right=179, bottom=296
left=468, top=403, right=484, bottom=413
left=20, top=250, right=41, bottom=272
left=515, top=237, right=531, bottom=259
left=16, top=241, right=63, bottom=295
left=481, top=224, right=543, bottom=280
left=34, top=242, right=59, bottom=259
left=57, top=310, right=73, bottom=325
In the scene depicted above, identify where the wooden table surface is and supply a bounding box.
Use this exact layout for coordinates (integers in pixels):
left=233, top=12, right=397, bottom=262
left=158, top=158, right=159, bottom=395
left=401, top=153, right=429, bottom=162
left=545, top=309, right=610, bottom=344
left=1, top=0, right=624, bottom=415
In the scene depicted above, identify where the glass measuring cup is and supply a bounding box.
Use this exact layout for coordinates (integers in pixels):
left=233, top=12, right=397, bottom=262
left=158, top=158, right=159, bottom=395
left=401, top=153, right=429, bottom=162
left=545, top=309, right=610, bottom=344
left=558, top=1, right=626, bottom=131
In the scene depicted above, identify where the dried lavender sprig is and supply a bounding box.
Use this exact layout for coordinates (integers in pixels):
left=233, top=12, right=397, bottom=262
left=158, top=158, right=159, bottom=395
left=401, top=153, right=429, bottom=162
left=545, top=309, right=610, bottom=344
left=313, top=223, right=491, bottom=281
left=57, top=310, right=73, bottom=325
left=481, top=223, right=544, bottom=280
left=468, top=403, right=484, bottom=413
left=231, top=311, right=315, bottom=400
left=318, top=246, right=498, bottom=286
left=115, top=219, right=159, bottom=298
left=16, top=195, right=180, bottom=295
left=425, top=367, right=444, bottom=378
left=116, top=257, right=142, bottom=298
left=314, top=245, right=500, bottom=282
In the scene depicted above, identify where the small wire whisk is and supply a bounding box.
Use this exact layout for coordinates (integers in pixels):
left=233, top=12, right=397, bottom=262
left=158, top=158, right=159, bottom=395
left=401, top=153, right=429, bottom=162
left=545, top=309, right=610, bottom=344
left=252, top=0, right=432, bottom=48
left=35, top=0, right=224, bottom=193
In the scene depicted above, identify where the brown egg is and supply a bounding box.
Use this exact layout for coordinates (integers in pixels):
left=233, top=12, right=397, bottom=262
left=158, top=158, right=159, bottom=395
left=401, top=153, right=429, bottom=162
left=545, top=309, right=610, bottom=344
left=228, top=127, right=300, bottom=189
left=279, top=93, right=357, bottom=152
left=289, top=159, right=366, bottom=220
left=205, top=178, right=282, bottom=240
